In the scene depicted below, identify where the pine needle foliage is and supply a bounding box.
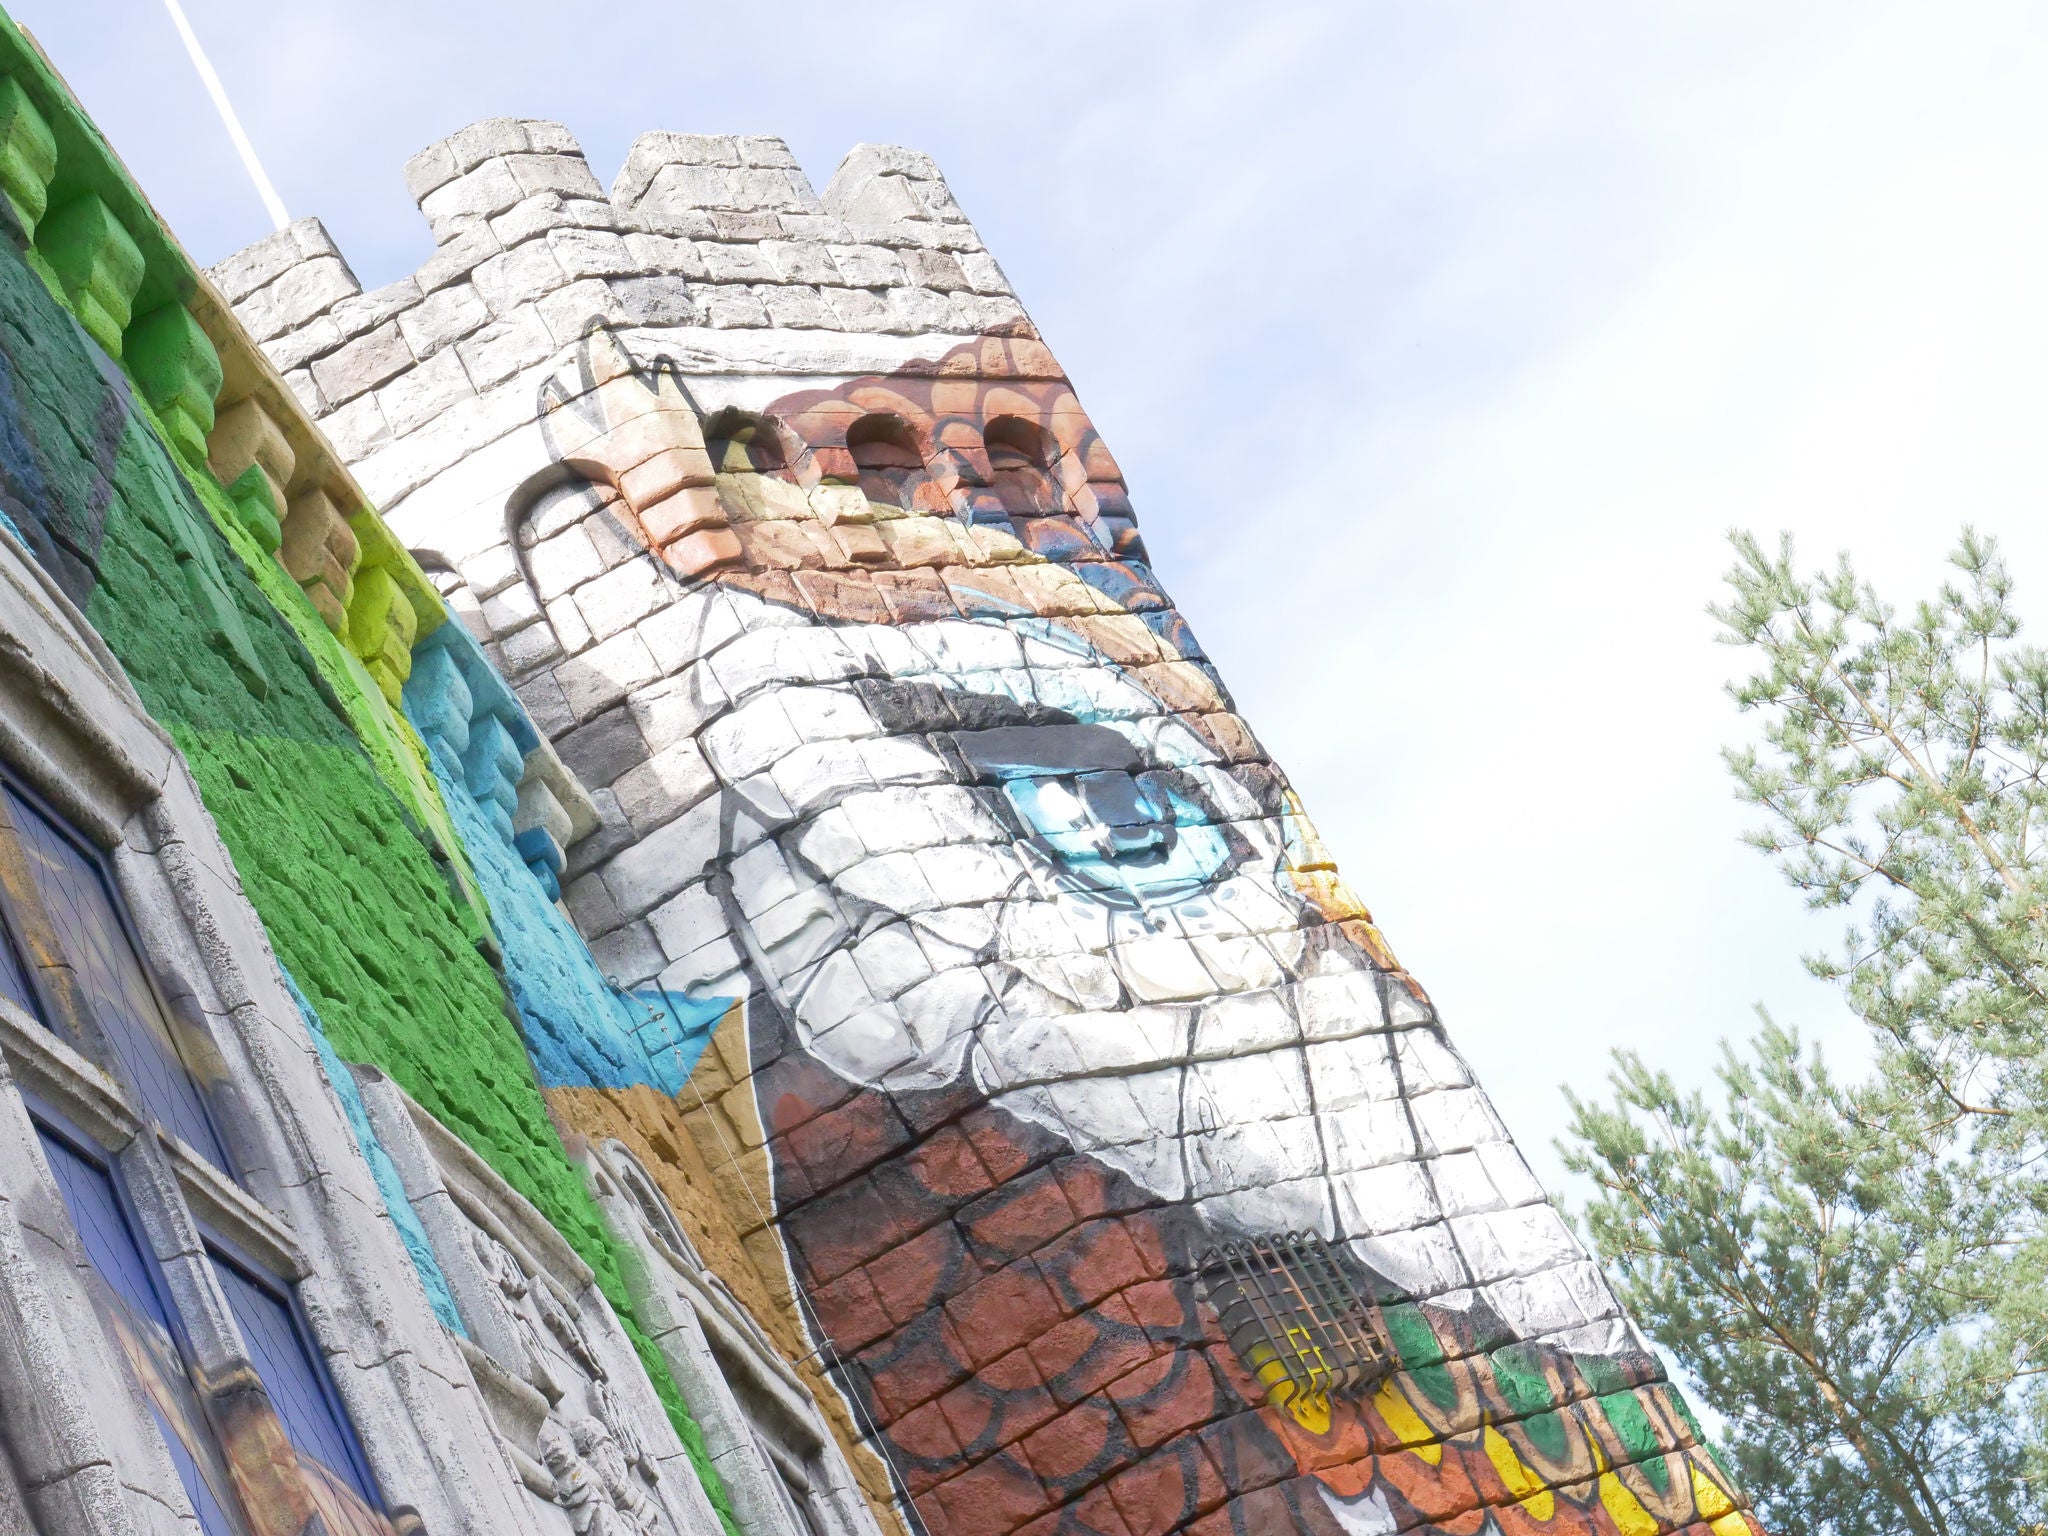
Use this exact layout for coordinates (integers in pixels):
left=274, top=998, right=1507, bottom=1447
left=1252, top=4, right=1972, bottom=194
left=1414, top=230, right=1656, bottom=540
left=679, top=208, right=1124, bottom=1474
left=1562, top=530, right=2048, bottom=1534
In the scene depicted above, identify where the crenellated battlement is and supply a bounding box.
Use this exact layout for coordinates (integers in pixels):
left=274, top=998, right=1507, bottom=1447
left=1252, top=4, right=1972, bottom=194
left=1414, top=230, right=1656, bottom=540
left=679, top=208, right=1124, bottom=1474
left=210, top=119, right=1031, bottom=440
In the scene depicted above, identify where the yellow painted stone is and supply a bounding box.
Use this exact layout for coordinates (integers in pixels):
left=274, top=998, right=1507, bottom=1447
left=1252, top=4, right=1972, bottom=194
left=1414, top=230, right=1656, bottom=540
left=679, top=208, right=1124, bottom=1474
left=1598, top=1471, right=1659, bottom=1536
left=1691, top=1460, right=1736, bottom=1519
left=1481, top=1425, right=1554, bottom=1519
left=1373, top=1382, right=1441, bottom=1465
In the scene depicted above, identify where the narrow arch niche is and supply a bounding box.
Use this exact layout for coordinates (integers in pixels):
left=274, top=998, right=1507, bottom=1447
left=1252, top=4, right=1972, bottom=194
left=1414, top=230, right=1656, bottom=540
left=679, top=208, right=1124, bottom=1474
left=703, top=408, right=791, bottom=475
left=845, top=413, right=935, bottom=514
left=983, top=415, right=1061, bottom=518
left=703, top=409, right=810, bottom=523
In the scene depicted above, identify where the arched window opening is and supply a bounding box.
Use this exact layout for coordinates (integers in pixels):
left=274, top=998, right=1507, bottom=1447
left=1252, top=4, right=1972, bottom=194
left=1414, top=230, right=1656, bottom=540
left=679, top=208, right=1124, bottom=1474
left=705, top=411, right=810, bottom=524
left=592, top=1139, right=867, bottom=1536
left=983, top=415, right=1060, bottom=518
left=703, top=409, right=790, bottom=475
left=602, top=1140, right=705, bottom=1272
left=845, top=414, right=931, bottom=514
left=498, top=466, right=652, bottom=655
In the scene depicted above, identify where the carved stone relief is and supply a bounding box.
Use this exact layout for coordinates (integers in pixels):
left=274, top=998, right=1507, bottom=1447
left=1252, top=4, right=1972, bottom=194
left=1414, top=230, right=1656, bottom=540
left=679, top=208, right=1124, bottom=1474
left=585, top=1139, right=881, bottom=1536
left=352, top=1068, right=727, bottom=1536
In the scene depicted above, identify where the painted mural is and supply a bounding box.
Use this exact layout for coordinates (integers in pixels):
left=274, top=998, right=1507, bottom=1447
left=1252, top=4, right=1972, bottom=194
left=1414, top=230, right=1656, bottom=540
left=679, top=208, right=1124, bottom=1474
left=188, top=118, right=1772, bottom=1536
left=491, top=327, right=1757, bottom=1536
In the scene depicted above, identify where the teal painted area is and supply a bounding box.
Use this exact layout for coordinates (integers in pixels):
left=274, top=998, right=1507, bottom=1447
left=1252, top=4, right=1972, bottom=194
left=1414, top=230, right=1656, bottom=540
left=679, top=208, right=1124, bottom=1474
left=403, top=622, right=731, bottom=1096
left=281, top=966, right=467, bottom=1336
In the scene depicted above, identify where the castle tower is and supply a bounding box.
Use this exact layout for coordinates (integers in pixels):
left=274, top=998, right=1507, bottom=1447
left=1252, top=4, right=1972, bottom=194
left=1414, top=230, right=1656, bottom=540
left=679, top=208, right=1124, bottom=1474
left=215, top=120, right=1756, bottom=1536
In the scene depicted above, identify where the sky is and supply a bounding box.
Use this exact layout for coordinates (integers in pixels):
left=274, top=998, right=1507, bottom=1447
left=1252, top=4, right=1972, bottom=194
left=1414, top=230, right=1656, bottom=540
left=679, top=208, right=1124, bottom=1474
left=19, top=0, right=2048, bottom=1200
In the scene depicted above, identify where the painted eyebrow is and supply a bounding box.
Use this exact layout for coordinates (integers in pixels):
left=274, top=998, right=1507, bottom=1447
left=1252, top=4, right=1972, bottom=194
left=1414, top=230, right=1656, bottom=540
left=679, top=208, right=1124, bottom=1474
left=951, top=724, right=1141, bottom=780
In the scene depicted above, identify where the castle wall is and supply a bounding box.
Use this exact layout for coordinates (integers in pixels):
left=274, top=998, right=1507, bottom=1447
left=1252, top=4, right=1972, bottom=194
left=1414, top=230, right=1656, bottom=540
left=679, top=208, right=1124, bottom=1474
left=0, top=22, right=772, bottom=1536
left=213, top=116, right=1762, bottom=1536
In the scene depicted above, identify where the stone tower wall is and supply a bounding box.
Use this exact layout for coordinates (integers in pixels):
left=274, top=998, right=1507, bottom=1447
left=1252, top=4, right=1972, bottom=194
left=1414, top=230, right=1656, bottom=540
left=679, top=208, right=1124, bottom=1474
left=215, top=119, right=1760, bottom=1536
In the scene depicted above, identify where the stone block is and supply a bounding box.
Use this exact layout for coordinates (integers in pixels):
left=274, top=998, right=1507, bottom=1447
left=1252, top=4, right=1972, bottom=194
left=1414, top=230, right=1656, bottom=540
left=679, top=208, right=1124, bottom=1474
left=414, top=220, right=503, bottom=294
left=401, top=138, right=460, bottom=202
left=527, top=524, right=603, bottom=600
left=329, top=277, right=423, bottom=341
left=953, top=292, right=1034, bottom=336
left=709, top=210, right=782, bottom=243
left=756, top=239, right=836, bottom=286
left=826, top=243, right=906, bottom=288
left=497, top=616, right=564, bottom=676
left=698, top=242, right=778, bottom=284
left=124, top=304, right=222, bottom=468
left=610, top=275, right=700, bottom=327
left=262, top=314, right=341, bottom=374
left=455, top=309, right=553, bottom=389
left=222, top=464, right=283, bottom=553
left=639, top=485, right=722, bottom=547
left=536, top=277, right=627, bottom=343
left=445, top=116, right=531, bottom=172
left=377, top=346, right=476, bottom=439
left=613, top=739, right=715, bottom=837
left=309, top=321, right=412, bottom=405
left=731, top=166, right=819, bottom=213
left=619, top=446, right=714, bottom=510
left=256, top=254, right=361, bottom=334
left=346, top=563, right=419, bottom=704
left=591, top=921, right=665, bottom=987
left=623, top=232, right=709, bottom=279
left=884, top=286, right=962, bottom=335
left=602, top=794, right=722, bottom=917
left=209, top=216, right=335, bottom=302
left=547, top=226, right=636, bottom=280
left=822, top=286, right=890, bottom=332
left=826, top=165, right=923, bottom=228
left=280, top=486, right=361, bottom=632
left=548, top=594, right=593, bottom=654
left=0, top=76, right=55, bottom=241
left=573, top=558, right=667, bottom=641
left=472, top=238, right=571, bottom=314
left=555, top=628, right=661, bottom=719
left=555, top=707, right=650, bottom=789
left=904, top=248, right=970, bottom=292
left=958, top=249, right=1013, bottom=295
left=420, top=159, right=524, bottom=243
left=397, top=281, right=488, bottom=357
left=207, top=397, right=296, bottom=523
left=36, top=194, right=143, bottom=355
left=505, top=152, right=603, bottom=201
left=317, top=390, right=390, bottom=461
left=612, top=132, right=743, bottom=208
left=480, top=581, right=541, bottom=635
left=760, top=285, right=834, bottom=329
left=691, top=285, right=768, bottom=329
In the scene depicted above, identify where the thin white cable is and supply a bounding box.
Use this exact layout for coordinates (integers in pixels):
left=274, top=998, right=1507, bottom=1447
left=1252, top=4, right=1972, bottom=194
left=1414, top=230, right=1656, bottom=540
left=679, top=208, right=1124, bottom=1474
left=159, top=0, right=289, bottom=232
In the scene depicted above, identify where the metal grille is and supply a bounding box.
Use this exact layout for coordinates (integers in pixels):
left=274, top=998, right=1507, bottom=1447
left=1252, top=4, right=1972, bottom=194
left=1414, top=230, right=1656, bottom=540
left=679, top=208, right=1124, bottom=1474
left=1199, top=1231, right=1397, bottom=1410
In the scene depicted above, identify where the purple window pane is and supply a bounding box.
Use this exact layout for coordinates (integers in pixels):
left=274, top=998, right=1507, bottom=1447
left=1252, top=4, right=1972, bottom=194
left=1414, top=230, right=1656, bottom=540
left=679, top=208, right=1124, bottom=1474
left=211, top=1256, right=386, bottom=1531
left=38, top=1129, right=247, bottom=1536
left=6, top=786, right=228, bottom=1170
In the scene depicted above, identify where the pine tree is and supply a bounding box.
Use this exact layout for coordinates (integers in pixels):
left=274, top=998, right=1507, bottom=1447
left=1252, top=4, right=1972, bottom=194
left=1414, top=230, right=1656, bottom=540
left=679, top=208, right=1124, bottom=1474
left=1563, top=531, right=2048, bottom=1532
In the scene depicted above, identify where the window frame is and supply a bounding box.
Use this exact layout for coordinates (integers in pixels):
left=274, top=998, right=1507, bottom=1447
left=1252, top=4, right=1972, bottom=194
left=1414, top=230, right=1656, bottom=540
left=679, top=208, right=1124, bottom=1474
left=581, top=1137, right=883, bottom=1536
left=26, top=1093, right=255, bottom=1536
left=0, top=528, right=535, bottom=1536
left=0, top=755, right=400, bottom=1534
left=0, top=761, right=238, bottom=1170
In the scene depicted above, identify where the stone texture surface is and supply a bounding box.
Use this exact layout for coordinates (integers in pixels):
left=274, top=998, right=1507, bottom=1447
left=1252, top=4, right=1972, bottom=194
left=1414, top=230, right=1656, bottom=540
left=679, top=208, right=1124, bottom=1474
left=204, top=115, right=1763, bottom=1536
